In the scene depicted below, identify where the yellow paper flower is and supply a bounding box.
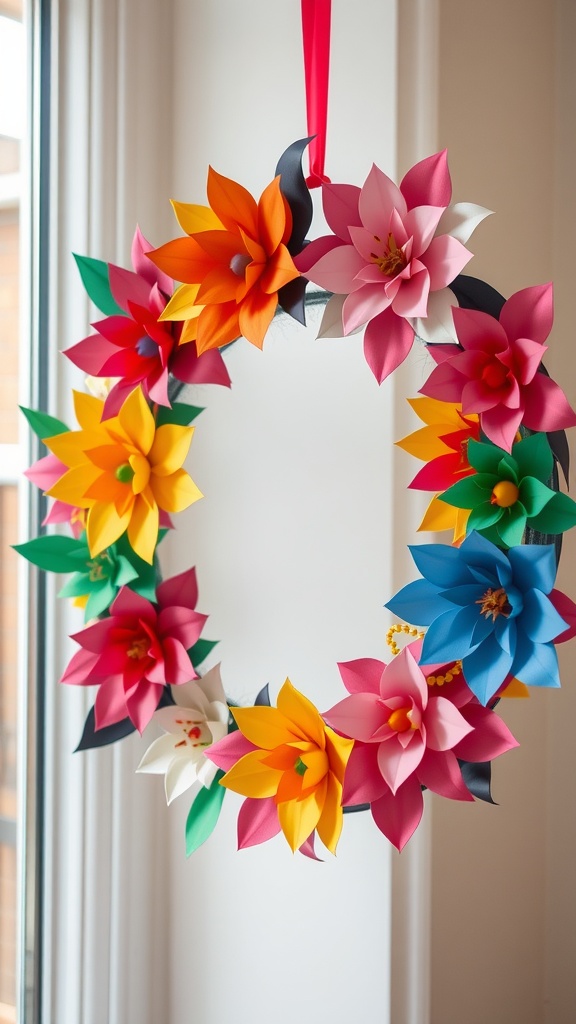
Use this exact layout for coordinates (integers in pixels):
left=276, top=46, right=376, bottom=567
left=218, top=679, right=353, bottom=854
left=44, top=386, right=202, bottom=563
left=397, top=397, right=480, bottom=544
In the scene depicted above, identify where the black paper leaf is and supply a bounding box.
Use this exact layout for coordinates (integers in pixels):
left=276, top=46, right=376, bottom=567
left=275, top=137, right=313, bottom=257
left=255, top=683, right=271, bottom=707
left=75, top=685, right=175, bottom=751
left=458, top=759, right=495, bottom=804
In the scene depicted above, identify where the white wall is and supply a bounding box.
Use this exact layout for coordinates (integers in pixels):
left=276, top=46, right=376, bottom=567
left=162, top=3, right=399, bottom=1023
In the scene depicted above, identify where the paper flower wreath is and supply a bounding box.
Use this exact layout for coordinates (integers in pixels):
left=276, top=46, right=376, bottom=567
left=17, top=140, right=576, bottom=858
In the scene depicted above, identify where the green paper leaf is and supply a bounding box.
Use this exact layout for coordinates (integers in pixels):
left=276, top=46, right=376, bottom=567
left=20, top=406, right=69, bottom=440
left=468, top=504, right=504, bottom=533
left=73, top=253, right=125, bottom=317
left=189, top=638, right=219, bottom=667
left=531, top=491, right=576, bottom=534
left=440, top=476, right=492, bottom=510
left=467, top=439, right=504, bottom=475
left=14, top=535, right=85, bottom=573
left=155, top=403, right=204, bottom=428
left=512, top=432, right=553, bottom=483
left=496, top=456, right=519, bottom=484
left=519, top=476, right=555, bottom=518
left=85, top=582, right=117, bottom=619
left=496, top=503, right=527, bottom=547
left=114, top=555, right=140, bottom=588
left=185, top=771, right=225, bottom=856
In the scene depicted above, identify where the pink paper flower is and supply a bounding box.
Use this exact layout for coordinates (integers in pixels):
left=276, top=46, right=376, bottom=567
left=324, top=642, right=517, bottom=850
left=60, top=567, right=207, bottom=732
left=295, top=151, right=489, bottom=382
left=64, top=227, right=231, bottom=417
left=420, top=283, right=576, bottom=451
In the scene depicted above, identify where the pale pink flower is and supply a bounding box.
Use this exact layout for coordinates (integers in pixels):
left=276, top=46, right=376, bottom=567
left=295, top=151, right=489, bottom=382
left=324, top=642, right=517, bottom=850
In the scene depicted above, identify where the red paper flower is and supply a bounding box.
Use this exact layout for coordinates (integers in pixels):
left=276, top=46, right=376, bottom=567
left=421, top=283, right=576, bottom=451
left=64, top=227, right=230, bottom=418
left=60, top=567, right=207, bottom=732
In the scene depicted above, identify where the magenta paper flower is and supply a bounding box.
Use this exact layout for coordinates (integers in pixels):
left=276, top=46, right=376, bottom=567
left=295, top=151, right=490, bottom=382
left=25, top=452, right=85, bottom=535
left=64, top=227, right=231, bottom=417
left=324, top=642, right=517, bottom=850
left=421, top=283, right=576, bottom=451
left=60, top=567, right=207, bottom=732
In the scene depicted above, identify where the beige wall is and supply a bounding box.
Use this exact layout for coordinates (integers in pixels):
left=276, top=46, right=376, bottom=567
left=427, top=2, right=576, bottom=1022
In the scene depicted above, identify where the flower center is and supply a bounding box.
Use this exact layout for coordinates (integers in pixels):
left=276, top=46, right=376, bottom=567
left=136, top=335, right=159, bottom=358
left=87, top=551, right=112, bottom=582
left=476, top=586, right=511, bottom=621
left=388, top=707, right=416, bottom=733
left=127, top=635, right=149, bottom=660
left=229, top=253, right=251, bottom=277
left=371, top=232, right=407, bottom=277
left=481, top=361, right=508, bottom=390
left=293, top=756, right=308, bottom=776
left=490, top=480, right=519, bottom=507
left=115, top=462, right=135, bottom=484
left=174, top=718, right=208, bottom=748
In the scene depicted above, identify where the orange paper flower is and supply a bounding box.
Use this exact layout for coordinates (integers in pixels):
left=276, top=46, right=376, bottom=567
left=213, top=679, right=353, bottom=854
left=149, top=168, right=300, bottom=353
left=44, top=387, right=202, bottom=563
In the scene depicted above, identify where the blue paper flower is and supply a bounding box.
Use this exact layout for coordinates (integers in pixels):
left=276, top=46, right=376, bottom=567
left=385, top=531, right=568, bottom=704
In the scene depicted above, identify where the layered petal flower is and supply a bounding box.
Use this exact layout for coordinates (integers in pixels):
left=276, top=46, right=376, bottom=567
left=137, top=664, right=229, bottom=802
left=324, top=642, right=517, bottom=850
left=396, top=396, right=480, bottom=541
left=386, top=531, right=570, bottom=705
left=43, top=386, right=202, bottom=563
left=295, top=151, right=490, bottom=382
left=61, top=567, right=208, bottom=732
left=421, top=284, right=576, bottom=451
left=439, top=433, right=576, bottom=547
left=206, top=679, right=354, bottom=854
left=64, top=227, right=230, bottom=417
left=149, top=169, right=300, bottom=353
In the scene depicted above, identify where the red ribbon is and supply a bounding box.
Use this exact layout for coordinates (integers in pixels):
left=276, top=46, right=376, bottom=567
left=301, top=0, right=332, bottom=188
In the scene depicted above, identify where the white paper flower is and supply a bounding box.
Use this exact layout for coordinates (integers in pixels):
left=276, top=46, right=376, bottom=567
left=136, top=664, right=229, bottom=803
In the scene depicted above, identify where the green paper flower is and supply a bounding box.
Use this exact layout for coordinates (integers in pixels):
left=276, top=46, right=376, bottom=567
left=16, top=531, right=162, bottom=620
left=439, top=433, right=576, bottom=547
left=58, top=532, right=162, bottom=618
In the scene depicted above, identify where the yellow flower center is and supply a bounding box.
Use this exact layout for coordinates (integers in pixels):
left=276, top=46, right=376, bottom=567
left=371, top=232, right=407, bottom=277
left=388, top=707, right=416, bottom=733
left=115, top=462, right=135, bottom=484
left=476, top=586, right=511, bottom=622
left=490, top=480, right=519, bottom=507
left=127, top=636, right=149, bottom=660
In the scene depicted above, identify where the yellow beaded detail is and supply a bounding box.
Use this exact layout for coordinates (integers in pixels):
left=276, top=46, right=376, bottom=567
left=386, top=622, right=425, bottom=656
left=426, top=660, right=463, bottom=687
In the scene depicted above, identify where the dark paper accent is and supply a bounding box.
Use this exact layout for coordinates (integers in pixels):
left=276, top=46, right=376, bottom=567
left=449, top=274, right=506, bottom=319
left=255, top=683, right=271, bottom=707
left=458, top=759, right=495, bottom=804
left=75, top=685, right=174, bottom=751
left=275, top=137, right=314, bottom=257
left=278, top=276, right=308, bottom=325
